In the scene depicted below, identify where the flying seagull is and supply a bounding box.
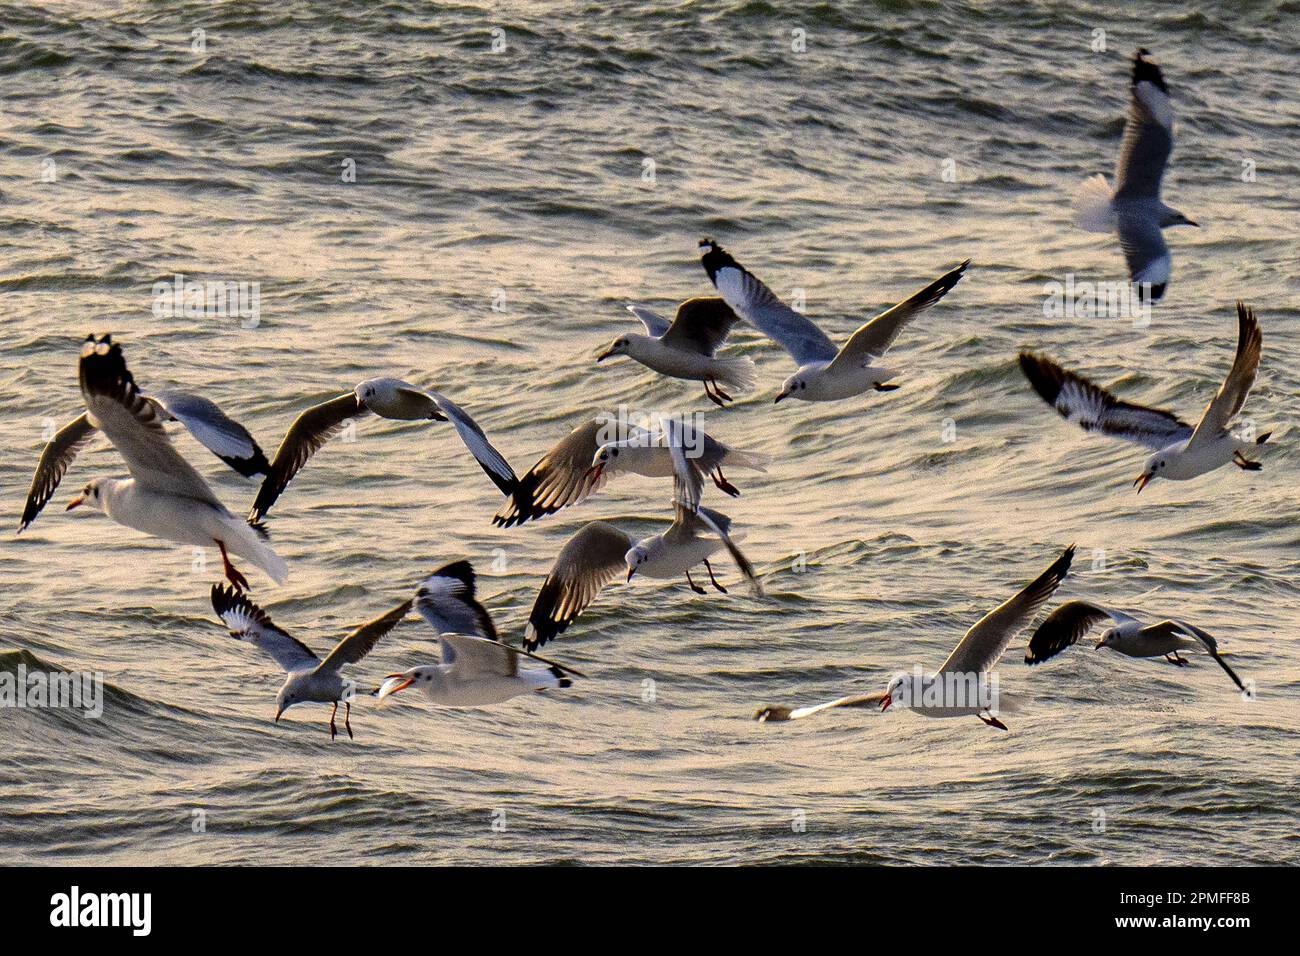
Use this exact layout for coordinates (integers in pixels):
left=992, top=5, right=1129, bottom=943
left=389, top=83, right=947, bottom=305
left=756, top=546, right=1074, bottom=729
left=20, top=387, right=268, bottom=533
left=1026, top=600, right=1246, bottom=692
left=374, top=561, right=585, bottom=707
left=249, top=378, right=515, bottom=521
left=698, top=237, right=968, bottom=403
left=493, top=416, right=766, bottom=527
left=211, top=583, right=412, bottom=739
left=1073, top=48, right=1198, bottom=301
left=65, top=335, right=287, bottom=588
left=596, top=297, right=756, bottom=406
left=1020, top=302, right=1269, bottom=491
left=525, top=493, right=763, bottom=650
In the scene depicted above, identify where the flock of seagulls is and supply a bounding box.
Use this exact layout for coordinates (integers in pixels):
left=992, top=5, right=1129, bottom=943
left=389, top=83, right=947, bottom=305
left=18, top=50, right=1260, bottom=738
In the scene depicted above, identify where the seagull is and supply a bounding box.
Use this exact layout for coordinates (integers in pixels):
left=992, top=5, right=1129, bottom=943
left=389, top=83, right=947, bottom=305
left=1073, top=48, right=1198, bottom=301
left=65, top=335, right=287, bottom=589
left=596, top=298, right=756, bottom=407
left=698, top=238, right=969, bottom=403
left=374, top=561, right=585, bottom=707
left=525, top=495, right=763, bottom=649
left=1020, top=302, right=1269, bottom=492
left=249, top=378, right=515, bottom=521
left=211, top=583, right=412, bottom=739
left=756, top=546, right=1074, bottom=729
left=493, top=416, right=766, bottom=527
left=20, top=387, right=268, bottom=533
left=1026, top=600, right=1246, bottom=692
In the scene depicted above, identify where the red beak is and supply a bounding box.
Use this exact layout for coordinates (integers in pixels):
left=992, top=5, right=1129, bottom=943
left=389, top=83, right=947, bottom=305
left=66, top=495, right=84, bottom=511
left=880, top=693, right=892, bottom=712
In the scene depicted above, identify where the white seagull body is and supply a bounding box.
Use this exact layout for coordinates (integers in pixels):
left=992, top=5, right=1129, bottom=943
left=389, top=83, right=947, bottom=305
left=597, top=297, right=756, bottom=406
left=65, top=335, right=287, bottom=588
left=250, top=377, right=515, bottom=520
left=375, top=561, right=584, bottom=707
left=698, top=238, right=968, bottom=403
left=1026, top=600, right=1246, bottom=692
left=1020, top=302, right=1269, bottom=491
left=1072, top=48, right=1198, bottom=300
left=211, top=583, right=412, bottom=738
left=757, top=546, right=1074, bottom=729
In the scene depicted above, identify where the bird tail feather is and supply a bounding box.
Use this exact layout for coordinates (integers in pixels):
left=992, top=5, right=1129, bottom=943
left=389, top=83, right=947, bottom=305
left=1073, top=174, right=1116, bottom=232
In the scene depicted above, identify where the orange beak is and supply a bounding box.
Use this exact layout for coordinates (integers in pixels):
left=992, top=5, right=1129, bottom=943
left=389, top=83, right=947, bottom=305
left=1133, top=472, right=1152, bottom=493
left=880, top=693, right=892, bottom=712
left=376, top=674, right=414, bottom=702
left=773, top=391, right=788, bottom=404
left=595, top=347, right=615, bottom=363
left=65, top=495, right=84, bottom=511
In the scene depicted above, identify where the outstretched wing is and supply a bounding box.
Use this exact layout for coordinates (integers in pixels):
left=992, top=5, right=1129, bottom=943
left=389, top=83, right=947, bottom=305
left=317, top=598, right=414, bottom=674
left=660, top=297, right=742, bottom=357
left=1113, top=49, right=1174, bottom=200
left=1025, top=600, right=1127, bottom=664
left=626, top=303, right=672, bottom=338
left=211, top=583, right=319, bottom=673
left=755, top=692, right=887, bottom=723
left=1187, top=303, right=1262, bottom=450
left=415, top=560, right=498, bottom=640
left=699, top=238, right=838, bottom=366
left=422, top=389, right=517, bottom=495
left=940, top=546, right=1075, bottom=675
left=149, top=390, right=270, bottom=478
left=18, top=412, right=98, bottom=532
left=524, top=521, right=634, bottom=649
left=828, top=260, right=969, bottom=372
left=692, top=506, right=763, bottom=597
left=1019, top=352, right=1192, bottom=451
left=249, top=392, right=364, bottom=520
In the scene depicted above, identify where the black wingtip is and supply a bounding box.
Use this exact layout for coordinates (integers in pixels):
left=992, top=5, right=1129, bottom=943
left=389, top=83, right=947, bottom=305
left=78, top=333, right=135, bottom=400
left=549, top=664, right=573, bottom=688
left=223, top=449, right=272, bottom=479
left=698, top=237, right=737, bottom=282
left=1018, top=352, right=1064, bottom=407
left=246, top=518, right=271, bottom=540
left=430, top=559, right=476, bottom=595
left=1132, top=48, right=1168, bottom=94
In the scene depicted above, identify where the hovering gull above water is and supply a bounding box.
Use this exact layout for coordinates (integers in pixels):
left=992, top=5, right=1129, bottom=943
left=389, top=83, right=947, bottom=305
left=249, top=378, right=515, bottom=520
left=211, top=583, right=412, bottom=739
left=64, top=335, right=287, bottom=589
left=756, top=546, right=1074, bottom=729
left=698, top=238, right=969, bottom=403
left=19, top=386, right=268, bottom=533
left=525, top=492, right=763, bottom=649
left=1073, top=48, right=1198, bottom=301
left=493, top=416, right=766, bottom=527
left=596, top=297, right=756, bottom=407
left=1025, top=600, right=1246, bottom=692
left=1020, top=302, right=1269, bottom=492
left=374, top=561, right=584, bottom=707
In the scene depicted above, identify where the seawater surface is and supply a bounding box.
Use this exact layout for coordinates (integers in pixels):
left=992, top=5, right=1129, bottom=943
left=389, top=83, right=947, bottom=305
left=0, top=0, right=1297, bottom=865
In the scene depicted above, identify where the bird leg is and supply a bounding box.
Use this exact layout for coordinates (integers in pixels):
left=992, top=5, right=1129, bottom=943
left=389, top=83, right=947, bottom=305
left=979, top=713, right=1009, bottom=731
left=216, top=540, right=250, bottom=591
left=711, top=467, right=741, bottom=497
left=702, top=379, right=727, bottom=408
left=329, top=701, right=339, bottom=740
left=1165, top=652, right=1189, bottom=667
left=711, top=380, right=733, bottom=402
left=1233, top=451, right=1262, bottom=471
left=703, top=558, right=728, bottom=593
left=344, top=702, right=354, bottom=740
left=685, top=569, right=708, bottom=594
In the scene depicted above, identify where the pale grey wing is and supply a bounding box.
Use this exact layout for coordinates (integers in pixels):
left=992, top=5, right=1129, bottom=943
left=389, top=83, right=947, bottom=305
left=524, top=521, right=634, bottom=649
left=1117, top=212, right=1171, bottom=298
left=210, top=583, right=319, bottom=673
left=415, top=560, right=497, bottom=640
left=939, top=545, right=1075, bottom=675
left=18, top=412, right=98, bottom=532
left=1025, top=599, right=1121, bottom=664
left=827, top=260, right=970, bottom=372
left=249, top=392, right=364, bottom=521
left=77, top=335, right=223, bottom=507
left=692, top=506, right=763, bottom=597
left=149, top=390, right=270, bottom=478
left=755, top=692, right=886, bottom=722
left=317, top=598, right=414, bottom=674
left=1019, top=353, right=1192, bottom=451
left=1187, top=303, right=1262, bottom=450
left=493, top=418, right=644, bottom=527
left=699, top=240, right=837, bottom=366
left=662, top=416, right=704, bottom=513
left=626, top=303, right=672, bottom=337
left=660, top=297, right=742, bottom=357
left=1113, top=51, right=1174, bottom=200
left=441, top=633, right=587, bottom=680
left=421, top=389, right=517, bottom=495
left=1162, top=619, right=1247, bottom=692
